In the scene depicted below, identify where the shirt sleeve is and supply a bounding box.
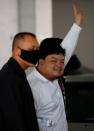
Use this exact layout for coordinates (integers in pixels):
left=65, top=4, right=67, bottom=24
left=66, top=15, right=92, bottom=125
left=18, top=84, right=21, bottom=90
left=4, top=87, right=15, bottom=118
left=61, top=23, right=82, bottom=67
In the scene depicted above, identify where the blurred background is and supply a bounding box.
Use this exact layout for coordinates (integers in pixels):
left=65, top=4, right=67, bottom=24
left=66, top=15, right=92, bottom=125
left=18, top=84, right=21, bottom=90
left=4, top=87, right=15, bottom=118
left=0, top=1, right=94, bottom=130
left=0, top=0, right=94, bottom=70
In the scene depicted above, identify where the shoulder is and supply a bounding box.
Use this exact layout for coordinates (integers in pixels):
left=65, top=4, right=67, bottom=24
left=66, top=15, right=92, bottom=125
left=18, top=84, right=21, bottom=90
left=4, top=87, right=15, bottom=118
left=0, top=62, right=19, bottom=88
left=27, top=68, right=48, bottom=96
left=27, top=68, right=43, bottom=87
left=0, top=63, right=12, bottom=80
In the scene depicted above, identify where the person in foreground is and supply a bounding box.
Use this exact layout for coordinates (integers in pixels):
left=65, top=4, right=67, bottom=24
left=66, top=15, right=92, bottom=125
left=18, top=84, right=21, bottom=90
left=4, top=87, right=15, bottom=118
left=0, top=32, right=40, bottom=131
left=27, top=1, right=83, bottom=131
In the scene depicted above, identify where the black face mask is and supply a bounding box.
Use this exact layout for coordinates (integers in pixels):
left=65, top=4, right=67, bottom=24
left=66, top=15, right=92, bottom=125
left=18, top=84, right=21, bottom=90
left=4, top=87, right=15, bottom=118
left=19, top=49, right=39, bottom=65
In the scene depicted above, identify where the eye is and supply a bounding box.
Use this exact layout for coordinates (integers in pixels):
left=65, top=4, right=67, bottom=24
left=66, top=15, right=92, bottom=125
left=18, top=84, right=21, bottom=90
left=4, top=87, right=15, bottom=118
left=50, top=60, right=57, bottom=63
left=59, top=61, right=64, bottom=65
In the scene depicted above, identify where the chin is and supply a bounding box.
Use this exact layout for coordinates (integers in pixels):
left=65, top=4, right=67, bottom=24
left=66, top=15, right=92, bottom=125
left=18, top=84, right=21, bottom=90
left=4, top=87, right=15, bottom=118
left=56, top=72, right=63, bottom=77
left=54, top=74, right=62, bottom=78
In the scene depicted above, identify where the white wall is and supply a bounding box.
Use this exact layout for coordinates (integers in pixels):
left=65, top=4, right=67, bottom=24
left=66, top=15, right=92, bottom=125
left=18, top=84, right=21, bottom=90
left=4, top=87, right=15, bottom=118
left=18, top=0, right=36, bottom=33
left=0, top=0, right=53, bottom=69
left=0, top=0, right=18, bottom=69
left=35, top=0, right=53, bottom=42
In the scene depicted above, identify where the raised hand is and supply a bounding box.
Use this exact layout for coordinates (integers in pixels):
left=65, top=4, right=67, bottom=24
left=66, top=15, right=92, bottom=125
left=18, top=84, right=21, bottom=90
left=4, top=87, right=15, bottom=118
left=72, top=0, right=83, bottom=26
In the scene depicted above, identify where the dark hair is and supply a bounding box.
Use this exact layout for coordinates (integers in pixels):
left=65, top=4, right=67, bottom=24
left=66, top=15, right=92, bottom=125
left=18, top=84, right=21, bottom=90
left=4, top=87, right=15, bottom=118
left=12, top=32, right=36, bottom=50
left=39, top=38, right=66, bottom=59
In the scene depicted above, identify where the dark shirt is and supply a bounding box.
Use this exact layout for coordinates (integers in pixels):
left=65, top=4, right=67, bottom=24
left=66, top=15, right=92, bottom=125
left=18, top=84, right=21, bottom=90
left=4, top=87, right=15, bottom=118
left=0, top=57, right=39, bottom=131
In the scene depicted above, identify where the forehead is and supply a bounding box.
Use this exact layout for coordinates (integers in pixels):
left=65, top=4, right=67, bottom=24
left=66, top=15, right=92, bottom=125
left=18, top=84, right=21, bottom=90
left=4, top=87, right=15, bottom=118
left=46, top=54, right=64, bottom=60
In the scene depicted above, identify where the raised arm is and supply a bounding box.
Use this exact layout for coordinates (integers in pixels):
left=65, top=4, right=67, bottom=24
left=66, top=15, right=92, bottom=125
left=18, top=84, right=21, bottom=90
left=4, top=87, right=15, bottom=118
left=61, top=0, right=83, bottom=67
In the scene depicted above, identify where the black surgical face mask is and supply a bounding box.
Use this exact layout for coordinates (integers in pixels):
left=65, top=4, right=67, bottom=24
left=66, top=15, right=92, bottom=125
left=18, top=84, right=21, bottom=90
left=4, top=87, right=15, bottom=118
left=19, top=48, right=39, bottom=65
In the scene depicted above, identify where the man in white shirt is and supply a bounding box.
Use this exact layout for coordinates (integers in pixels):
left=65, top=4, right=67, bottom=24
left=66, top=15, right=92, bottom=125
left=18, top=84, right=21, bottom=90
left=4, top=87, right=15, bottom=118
left=27, top=1, right=83, bottom=131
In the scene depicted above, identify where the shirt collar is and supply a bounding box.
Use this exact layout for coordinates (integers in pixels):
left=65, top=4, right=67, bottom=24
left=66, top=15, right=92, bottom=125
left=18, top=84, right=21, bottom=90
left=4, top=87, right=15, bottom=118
left=33, top=68, right=59, bottom=85
left=33, top=68, right=49, bottom=82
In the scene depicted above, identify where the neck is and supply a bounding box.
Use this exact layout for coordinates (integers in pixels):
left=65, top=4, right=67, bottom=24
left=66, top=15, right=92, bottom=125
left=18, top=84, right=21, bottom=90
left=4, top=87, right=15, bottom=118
left=12, top=56, right=27, bottom=70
